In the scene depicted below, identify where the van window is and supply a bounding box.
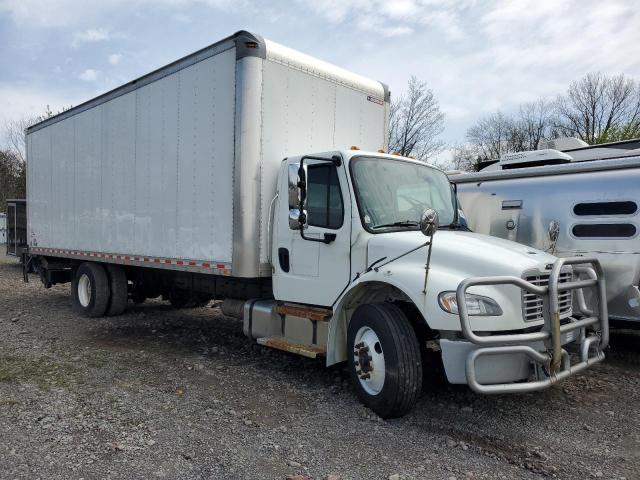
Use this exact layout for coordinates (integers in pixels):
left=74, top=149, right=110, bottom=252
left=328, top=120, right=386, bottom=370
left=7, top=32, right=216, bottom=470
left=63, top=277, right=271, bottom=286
left=572, top=223, right=637, bottom=238
left=306, top=164, right=344, bottom=229
left=573, top=201, right=637, bottom=216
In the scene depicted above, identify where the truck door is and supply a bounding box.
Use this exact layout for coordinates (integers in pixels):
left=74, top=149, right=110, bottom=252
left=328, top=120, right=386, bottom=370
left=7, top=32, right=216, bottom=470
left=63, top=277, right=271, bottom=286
left=273, top=157, right=352, bottom=307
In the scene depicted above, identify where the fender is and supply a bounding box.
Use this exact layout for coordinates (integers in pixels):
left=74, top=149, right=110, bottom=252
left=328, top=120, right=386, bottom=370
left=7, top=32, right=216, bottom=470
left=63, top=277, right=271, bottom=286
left=327, top=272, right=427, bottom=366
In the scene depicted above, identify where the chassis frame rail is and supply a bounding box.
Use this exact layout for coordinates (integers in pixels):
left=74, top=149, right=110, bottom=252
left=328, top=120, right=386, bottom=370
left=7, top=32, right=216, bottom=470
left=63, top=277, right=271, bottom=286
left=456, top=257, right=608, bottom=394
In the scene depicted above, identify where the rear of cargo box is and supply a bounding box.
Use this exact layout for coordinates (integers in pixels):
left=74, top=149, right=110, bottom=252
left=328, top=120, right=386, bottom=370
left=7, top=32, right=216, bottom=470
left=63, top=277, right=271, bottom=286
left=6, top=199, right=27, bottom=256
left=26, top=31, right=389, bottom=279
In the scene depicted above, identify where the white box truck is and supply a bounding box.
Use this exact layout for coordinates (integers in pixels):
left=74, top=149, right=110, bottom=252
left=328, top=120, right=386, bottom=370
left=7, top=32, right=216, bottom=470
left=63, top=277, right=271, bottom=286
left=25, top=31, right=609, bottom=418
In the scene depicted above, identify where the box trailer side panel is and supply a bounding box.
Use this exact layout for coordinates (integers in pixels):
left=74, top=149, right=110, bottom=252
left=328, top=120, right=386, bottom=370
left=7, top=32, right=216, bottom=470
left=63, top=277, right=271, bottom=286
left=27, top=47, right=237, bottom=264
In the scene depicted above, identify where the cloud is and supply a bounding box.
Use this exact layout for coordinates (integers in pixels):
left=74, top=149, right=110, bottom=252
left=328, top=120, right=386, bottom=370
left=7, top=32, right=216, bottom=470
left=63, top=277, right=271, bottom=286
left=298, top=0, right=470, bottom=41
left=78, top=69, right=99, bottom=81
left=71, top=28, right=125, bottom=47
left=0, top=0, right=124, bottom=27
left=1, top=0, right=639, bottom=146
left=368, top=0, right=640, bottom=140
left=75, top=28, right=111, bottom=43
left=0, top=0, right=245, bottom=27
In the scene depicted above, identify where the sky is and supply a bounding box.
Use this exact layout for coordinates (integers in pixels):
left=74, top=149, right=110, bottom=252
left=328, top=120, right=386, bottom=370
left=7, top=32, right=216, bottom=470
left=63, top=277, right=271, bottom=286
left=1, top=0, right=639, bottom=154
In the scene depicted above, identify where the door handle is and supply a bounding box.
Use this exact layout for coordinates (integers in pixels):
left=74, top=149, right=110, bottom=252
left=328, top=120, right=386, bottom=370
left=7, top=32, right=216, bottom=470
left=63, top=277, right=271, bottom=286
left=278, top=248, right=290, bottom=272
left=323, top=233, right=336, bottom=243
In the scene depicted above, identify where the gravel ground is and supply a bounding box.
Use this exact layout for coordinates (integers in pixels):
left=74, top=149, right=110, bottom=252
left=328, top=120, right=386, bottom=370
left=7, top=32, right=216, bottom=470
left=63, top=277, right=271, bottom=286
left=0, top=253, right=639, bottom=480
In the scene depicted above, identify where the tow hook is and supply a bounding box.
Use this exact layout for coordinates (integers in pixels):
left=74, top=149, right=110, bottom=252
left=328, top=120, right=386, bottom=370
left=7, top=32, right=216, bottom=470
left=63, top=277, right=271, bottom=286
left=354, top=342, right=373, bottom=380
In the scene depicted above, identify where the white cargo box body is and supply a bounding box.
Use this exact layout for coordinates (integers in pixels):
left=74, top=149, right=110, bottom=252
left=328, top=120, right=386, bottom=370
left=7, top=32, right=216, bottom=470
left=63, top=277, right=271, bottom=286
left=26, top=31, right=389, bottom=278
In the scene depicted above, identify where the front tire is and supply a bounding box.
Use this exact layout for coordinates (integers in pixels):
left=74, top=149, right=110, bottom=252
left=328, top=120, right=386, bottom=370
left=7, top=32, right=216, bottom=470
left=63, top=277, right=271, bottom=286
left=347, top=303, right=423, bottom=419
left=72, top=262, right=111, bottom=318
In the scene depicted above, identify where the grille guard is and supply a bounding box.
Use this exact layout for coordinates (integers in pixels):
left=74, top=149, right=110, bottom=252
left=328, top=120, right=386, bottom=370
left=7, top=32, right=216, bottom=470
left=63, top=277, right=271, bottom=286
left=456, top=257, right=608, bottom=394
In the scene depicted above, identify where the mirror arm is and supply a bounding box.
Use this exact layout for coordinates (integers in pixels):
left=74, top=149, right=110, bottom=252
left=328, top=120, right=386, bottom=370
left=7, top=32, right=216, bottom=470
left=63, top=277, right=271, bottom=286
left=371, top=241, right=429, bottom=272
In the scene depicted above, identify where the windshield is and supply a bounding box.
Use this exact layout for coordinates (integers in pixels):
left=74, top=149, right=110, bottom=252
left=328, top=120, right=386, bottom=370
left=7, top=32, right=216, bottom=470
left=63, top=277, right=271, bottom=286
left=350, top=156, right=457, bottom=232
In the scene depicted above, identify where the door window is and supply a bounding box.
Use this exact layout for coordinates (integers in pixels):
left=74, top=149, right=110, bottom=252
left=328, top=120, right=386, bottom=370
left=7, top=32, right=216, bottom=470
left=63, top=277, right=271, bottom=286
left=306, top=164, right=344, bottom=229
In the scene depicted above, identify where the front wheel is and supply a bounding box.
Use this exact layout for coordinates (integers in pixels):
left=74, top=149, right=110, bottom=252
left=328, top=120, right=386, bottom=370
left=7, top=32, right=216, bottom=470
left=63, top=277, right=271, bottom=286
left=347, top=303, right=423, bottom=419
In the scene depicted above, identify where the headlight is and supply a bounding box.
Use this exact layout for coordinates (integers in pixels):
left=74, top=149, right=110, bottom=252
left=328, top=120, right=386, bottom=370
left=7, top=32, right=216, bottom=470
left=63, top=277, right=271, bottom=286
left=438, top=291, right=503, bottom=316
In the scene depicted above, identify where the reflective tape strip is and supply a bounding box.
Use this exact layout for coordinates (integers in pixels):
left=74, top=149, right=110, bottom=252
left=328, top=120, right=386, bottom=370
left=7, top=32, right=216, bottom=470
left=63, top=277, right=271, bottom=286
left=29, top=247, right=231, bottom=272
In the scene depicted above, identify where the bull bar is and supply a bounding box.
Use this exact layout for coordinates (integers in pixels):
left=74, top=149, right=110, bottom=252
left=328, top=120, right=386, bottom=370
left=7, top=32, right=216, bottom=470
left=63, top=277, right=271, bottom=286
left=456, top=257, right=609, bottom=394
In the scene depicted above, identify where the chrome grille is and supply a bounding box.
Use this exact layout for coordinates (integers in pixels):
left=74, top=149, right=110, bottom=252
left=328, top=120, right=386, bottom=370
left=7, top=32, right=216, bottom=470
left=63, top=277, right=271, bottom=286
left=522, top=271, right=573, bottom=322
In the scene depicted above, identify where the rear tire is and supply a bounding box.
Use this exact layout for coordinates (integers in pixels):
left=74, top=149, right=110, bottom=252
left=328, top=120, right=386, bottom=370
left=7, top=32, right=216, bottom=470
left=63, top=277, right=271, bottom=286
left=106, top=265, right=128, bottom=316
left=72, top=262, right=111, bottom=318
left=347, top=303, right=423, bottom=419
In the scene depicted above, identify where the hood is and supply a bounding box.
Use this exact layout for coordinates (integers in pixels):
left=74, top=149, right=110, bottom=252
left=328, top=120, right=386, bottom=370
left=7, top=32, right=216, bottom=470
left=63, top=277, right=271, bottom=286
left=367, top=230, right=556, bottom=279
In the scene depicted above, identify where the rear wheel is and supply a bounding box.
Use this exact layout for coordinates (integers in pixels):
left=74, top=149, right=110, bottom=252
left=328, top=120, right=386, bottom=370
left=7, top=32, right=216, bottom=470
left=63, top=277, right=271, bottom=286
left=72, top=262, right=111, bottom=318
left=106, top=265, right=128, bottom=316
left=347, top=303, right=423, bottom=419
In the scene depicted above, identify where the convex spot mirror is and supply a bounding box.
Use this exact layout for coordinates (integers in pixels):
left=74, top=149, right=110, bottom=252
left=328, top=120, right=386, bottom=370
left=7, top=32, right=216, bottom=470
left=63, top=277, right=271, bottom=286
left=420, top=208, right=439, bottom=237
left=548, top=220, right=560, bottom=243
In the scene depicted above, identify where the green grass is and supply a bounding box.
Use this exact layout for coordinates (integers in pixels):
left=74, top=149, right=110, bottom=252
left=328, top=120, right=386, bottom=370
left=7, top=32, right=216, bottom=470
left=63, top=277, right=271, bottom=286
left=0, top=356, right=79, bottom=390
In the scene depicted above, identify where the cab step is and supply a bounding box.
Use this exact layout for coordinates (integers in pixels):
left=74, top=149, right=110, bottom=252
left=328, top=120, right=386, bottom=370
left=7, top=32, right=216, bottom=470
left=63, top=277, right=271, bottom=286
left=256, top=336, right=326, bottom=359
left=274, top=304, right=332, bottom=321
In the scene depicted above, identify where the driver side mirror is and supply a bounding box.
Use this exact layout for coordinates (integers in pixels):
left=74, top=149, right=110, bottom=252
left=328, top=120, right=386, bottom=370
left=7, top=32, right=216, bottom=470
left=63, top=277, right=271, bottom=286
left=288, top=163, right=307, bottom=230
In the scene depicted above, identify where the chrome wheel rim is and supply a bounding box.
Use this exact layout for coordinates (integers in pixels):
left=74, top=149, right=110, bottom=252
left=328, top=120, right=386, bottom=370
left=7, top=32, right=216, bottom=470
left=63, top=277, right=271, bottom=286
left=353, top=326, right=385, bottom=395
left=78, top=274, right=92, bottom=307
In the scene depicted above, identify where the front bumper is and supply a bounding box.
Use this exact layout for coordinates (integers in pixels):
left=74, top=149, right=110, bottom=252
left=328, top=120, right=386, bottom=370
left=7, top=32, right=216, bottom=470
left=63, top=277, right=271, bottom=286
left=441, top=257, right=609, bottom=394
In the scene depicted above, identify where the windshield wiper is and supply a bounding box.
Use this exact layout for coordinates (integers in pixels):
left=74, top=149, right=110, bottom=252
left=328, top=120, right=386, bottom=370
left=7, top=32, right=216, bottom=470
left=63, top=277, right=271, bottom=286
left=372, top=220, right=419, bottom=230
left=440, top=219, right=471, bottom=231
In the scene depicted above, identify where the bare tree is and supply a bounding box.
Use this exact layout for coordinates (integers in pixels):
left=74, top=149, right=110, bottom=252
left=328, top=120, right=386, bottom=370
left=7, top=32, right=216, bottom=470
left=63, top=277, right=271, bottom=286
left=518, top=99, right=556, bottom=150
left=554, top=72, right=640, bottom=144
left=466, top=100, right=557, bottom=160
left=4, top=105, right=55, bottom=162
left=466, top=111, right=514, bottom=159
left=1, top=105, right=64, bottom=206
left=388, top=76, right=445, bottom=161
left=0, top=149, right=24, bottom=208
left=464, top=72, right=640, bottom=161
left=445, top=143, right=483, bottom=172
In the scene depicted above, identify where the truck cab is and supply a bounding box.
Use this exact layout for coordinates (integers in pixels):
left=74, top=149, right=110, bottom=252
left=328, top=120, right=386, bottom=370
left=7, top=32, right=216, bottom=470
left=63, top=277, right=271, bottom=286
left=246, top=149, right=609, bottom=418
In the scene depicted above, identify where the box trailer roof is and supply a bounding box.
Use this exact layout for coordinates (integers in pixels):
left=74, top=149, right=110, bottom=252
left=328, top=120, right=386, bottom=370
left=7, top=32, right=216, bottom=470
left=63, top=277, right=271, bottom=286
left=26, top=30, right=389, bottom=135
